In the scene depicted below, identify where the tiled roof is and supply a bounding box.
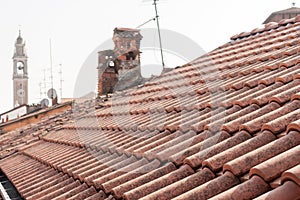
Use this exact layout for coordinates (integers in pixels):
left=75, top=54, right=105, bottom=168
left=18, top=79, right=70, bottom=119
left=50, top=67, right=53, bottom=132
left=0, top=102, right=73, bottom=159
left=1, top=16, right=300, bottom=200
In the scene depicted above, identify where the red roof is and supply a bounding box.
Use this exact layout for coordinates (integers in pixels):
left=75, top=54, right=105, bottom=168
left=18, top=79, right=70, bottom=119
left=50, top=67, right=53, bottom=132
left=1, top=16, right=300, bottom=199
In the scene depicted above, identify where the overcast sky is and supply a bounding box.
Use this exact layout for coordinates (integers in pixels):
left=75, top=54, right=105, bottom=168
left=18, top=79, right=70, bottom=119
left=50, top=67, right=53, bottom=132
left=0, top=0, right=298, bottom=113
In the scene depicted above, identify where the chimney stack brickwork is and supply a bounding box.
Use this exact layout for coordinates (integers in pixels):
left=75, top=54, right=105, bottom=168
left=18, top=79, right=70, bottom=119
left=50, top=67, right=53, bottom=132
left=97, top=50, right=117, bottom=95
left=97, top=28, right=143, bottom=96
left=263, top=7, right=300, bottom=24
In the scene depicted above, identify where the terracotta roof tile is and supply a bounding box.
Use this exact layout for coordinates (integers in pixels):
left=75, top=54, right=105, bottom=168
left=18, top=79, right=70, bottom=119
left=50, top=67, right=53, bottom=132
left=281, top=164, right=300, bottom=186
left=250, top=144, right=300, bottom=182
left=142, top=130, right=198, bottom=160
left=205, top=105, right=258, bottom=132
left=254, top=181, right=300, bottom=200
left=251, top=79, right=300, bottom=106
left=84, top=191, right=107, bottom=200
left=62, top=153, right=103, bottom=175
left=269, top=177, right=281, bottom=189
left=287, top=118, right=300, bottom=132
left=222, top=102, right=280, bottom=134
left=54, top=183, right=90, bottom=200
left=93, top=158, right=150, bottom=190
left=0, top=154, right=100, bottom=200
left=26, top=177, right=77, bottom=200
left=101, top=159, right=161, bottom=193
left=67, top=187, right=98, bottom=200
left=173, top=171, right=239, bottom=200
left=184, top=130, right=251, bottom=169
left=139, top=167, right=215, bottom=200
left=84, top=155, right=138, bottom=186
left=270, top=80, right=300, bottom=104
left=17, top=169, right=58, bottom=192
left=224, top=131, right=300, bottom=176
left=223, top=86, right=264, bottom=107
left=22, top=174, right=70, bottom=198
left=203, top=130, right=276, bottom=172
left=211, top=175, right=270, bottom=200
left=123, top=164, right=194, bottom=200
left=195, top=106, right=240, bottom=131
left=240, top=100, right=300, bottom=134
left=262, top=106, right=300, bottom=134
left=168, top=131, right=230, bottom=165
left=112, top=162, right=176, bottom=199
left=77, top=153, right=128, bottom=182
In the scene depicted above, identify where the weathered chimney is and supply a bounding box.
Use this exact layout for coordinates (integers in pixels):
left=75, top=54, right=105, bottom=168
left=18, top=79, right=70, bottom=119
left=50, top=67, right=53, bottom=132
left=97, top=28, right=143, bottom=96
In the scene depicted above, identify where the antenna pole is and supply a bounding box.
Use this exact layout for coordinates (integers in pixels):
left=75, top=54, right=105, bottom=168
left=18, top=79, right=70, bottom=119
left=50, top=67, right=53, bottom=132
left=59, top=63, right=63, bottom=103
left=43, top=69, right=46, bottom=96
left=49, top=39, right=54, bottom=99
left=153, top=0, right=165, bottom=69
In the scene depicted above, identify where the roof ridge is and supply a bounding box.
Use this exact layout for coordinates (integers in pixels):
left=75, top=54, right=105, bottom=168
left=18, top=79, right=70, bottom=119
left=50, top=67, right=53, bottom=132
left=230, top=15, right=300, bottom=41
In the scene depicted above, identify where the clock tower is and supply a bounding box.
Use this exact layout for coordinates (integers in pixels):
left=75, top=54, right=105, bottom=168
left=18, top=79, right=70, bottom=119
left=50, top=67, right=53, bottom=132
left=13, top=30, right=28, bottom=107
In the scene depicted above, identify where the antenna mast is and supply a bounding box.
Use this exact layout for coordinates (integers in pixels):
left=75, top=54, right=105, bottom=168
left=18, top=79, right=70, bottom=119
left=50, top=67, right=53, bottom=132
left=153, top=0, right=165, bottom=69
left=49, top=39, right=54, bottom=99
left=39, top=82, right=42, bottom=99
left=43, top=69, right=47, bottom=96
left=59, top=63, right=63, bottom=103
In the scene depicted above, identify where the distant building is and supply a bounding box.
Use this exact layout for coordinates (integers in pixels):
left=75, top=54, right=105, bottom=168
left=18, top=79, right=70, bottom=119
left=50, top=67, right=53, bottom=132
left=264, top=6, right=300, bottom=24
left=0, top=105, right=27, bottom=123
left=97, top=28, right=143, bottom=95
left=0, top=104, right=43, bottom=124
left=12, top=30, right=29, bottom=107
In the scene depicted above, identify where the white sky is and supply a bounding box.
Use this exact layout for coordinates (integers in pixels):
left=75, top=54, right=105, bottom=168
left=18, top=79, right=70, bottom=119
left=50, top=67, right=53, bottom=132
left=0, top=0, right=298, bottom=113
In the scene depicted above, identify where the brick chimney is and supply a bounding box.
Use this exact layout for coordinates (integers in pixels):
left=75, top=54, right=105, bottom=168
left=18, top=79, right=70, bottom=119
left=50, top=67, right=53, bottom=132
left=263, top=6, right=300, bottom=24
left=97, top=28, right=143, bottom=96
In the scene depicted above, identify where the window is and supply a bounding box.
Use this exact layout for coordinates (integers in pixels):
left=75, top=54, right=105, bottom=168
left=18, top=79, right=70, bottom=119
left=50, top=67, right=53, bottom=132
left=126, top=51, right=135, bottom=60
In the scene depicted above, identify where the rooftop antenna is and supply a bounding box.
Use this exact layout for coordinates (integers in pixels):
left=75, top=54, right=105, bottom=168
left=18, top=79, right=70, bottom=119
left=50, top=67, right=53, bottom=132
left=49, top=39, right=54, bottom=99
left=43, top=68, right=47, bottom=96
left=59, top=63, right=63, bottom=103
left=39, top=82, right=42, bottom=99
left=153, top=0, right=165, bottom=69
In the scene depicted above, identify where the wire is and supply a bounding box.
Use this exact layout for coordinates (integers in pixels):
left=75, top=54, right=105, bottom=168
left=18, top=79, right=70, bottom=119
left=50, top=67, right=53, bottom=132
left=136, top=18, right=156, bottom=28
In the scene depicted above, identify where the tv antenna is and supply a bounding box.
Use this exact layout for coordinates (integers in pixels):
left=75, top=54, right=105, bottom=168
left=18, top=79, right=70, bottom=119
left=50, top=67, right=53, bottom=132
left=49, top=38, right=54, bottom=98
left=59, top=63, right=64, bottom=103
left=153, top=0, right=165, bottom=69
left=43, top=68, right=47, bottom=96
left=138, top=0, right=165, bottom=69
left=39, top=82, right=42, bottom=99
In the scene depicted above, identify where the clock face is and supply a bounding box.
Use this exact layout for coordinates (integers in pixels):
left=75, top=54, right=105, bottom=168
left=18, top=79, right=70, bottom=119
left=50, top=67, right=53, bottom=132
left=17, top=89, right=25, bottom=97
left=17, top=61, right=24, bottom=75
